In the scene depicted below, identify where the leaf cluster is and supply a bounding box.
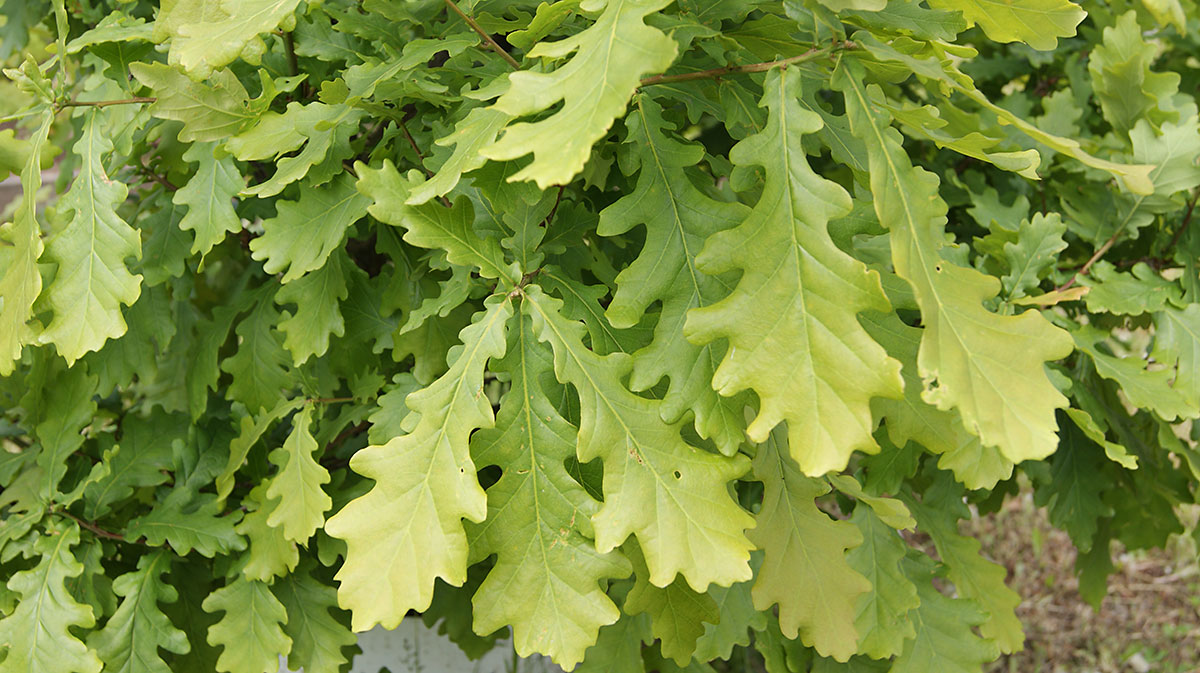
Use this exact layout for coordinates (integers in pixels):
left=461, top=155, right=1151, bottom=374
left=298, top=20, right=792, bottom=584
left=2, top=0, right=1200, bottom=672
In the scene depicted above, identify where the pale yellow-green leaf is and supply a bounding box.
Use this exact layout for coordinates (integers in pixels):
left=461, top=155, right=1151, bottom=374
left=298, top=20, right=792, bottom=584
left=839, top=66, right=1074, bottom=467
left=325, top=297, right=512, bottom=630
left=925, top=0, right=1085, bottom=50
left=481, top=0, right=679, bottom=188
left=265, top=407, right=332, bottom=544
left=40, top=109, right=142, bottom=363
left=525, top=286, right=755, bottom=591
left=686, top=68, right=902, bottom=475
left=0, top=111, right=51, bottom=375
left=165, top=0, right=303, bottom=78
left=467, top=314, right=630, bottom=670
left=203, top=577, right=292, bottom=673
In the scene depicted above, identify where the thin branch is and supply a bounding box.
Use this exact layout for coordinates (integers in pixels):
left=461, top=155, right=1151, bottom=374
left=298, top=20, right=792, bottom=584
left=1056, top=229, right=1121, bottom=292
left=52, top=508, right=126, bottom=542
left=638, top=43, right=847, bottom=88
left=1059, top=184, right=1200, bottom=291
left=306, top=397, right=354, bottom=404
left=399, top=118, right=432, bottom=177
left=542, top=186, right=564, bottom=228
left=1166, top=185, right=1200, bottom=253
left=138, top=162, right=178, bottom=192
left=442, top=0, right=521, bottom=70
left=283, top=31, right=300, bottom=78
left=58, top=97, right=156, bottom=108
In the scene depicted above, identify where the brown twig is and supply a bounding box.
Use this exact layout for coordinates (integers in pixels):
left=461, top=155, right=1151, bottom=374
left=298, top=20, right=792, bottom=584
left=52, top=508, right=126, bottom=542
left=139, top=162, right=178, bottom=192
left=442, top=0, right=521, bottom=70
left=399, top=118, right=433, bottom=177
left=1059, top=185, right=1200, bottom=291
left=542, top=186, right=564, bottom=228
left=637, top=43, right=846, bottom=88
left=1056, top=231, right=1120, bottom=292
left=58, top=97, right=156, bottom=108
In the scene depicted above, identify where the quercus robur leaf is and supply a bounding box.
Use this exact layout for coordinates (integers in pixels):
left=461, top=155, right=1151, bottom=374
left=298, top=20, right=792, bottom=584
left=839, top=66, right=1074, bottom=467
left=1081, top=261, right=1182, bottom=316
left=203, top=577, right=292, bottom=673
left=139, top=198, right=190, bottom=287
left=226, top=102, right=337, bottom=163
left=408, top=106, right=512, bottom=206
left=40, top=109, right=142, bottom=363
left=217, top=397, right=306, bottom=500
left=890, top=555, right=999, bottom=673
left=1088, top=11, right=1184, bottom=136
left=1001, top=213, right=1068, bottom=300
left=0, top=522, right=101, bottom=673
left=174, top=142, right=242, bottom=257
left=1151, top=304, right=1200, bottom=408
left=220, top=300, right=292, bottom=414
left=83, top=410, right=181, bottom=519
left=325, top=296, right=512, bottom=630
left=1033, top=415, right=1114, bottom=553
left=693, top=571, right=764, bottom=663
left=748, top=428, right=869, bottom=661
left=686, top=68, right=902, bottom=475
left=235, top=484, right=299, bottom=582
left=88, top=550, right=190, bottom=673
left=525, top=286, right=755, bottom=591
left=907, top=475, right=1023, bottom=653
left=34, top=363, right=98, bottom=496
left=861, top=311, right=1014, bottom=490
left=598, top=95, right=750, bottom=456
left=625, top=543, right=719, bottom=666
left=249, top=173, right=371, bottom=283
left=842, top=0, right=967, bottom=42
left=575, top=609, right=652, bottom=673
left=467, top=314, right=630, bottom=670
left=482, top=0, right=679, bottom=188
left=272, top=562, right=357, bottom=673
left=875, top=92, right=1040, bottom=180
left=924, top=0, right=1084, bottom=50
left=845, top=507, right=918, bottom=660
left=264, top=406, right=331, bottom=543
left=130, top=63, right=255, bottom=142
left=275, top=250, right=349, bottom=366
left=1073, top=325, right=1196, bottom=421
left=357, top=160, right=521, bottom=284
left=1123, top=116, right=1200, bottom=226
left=859, top=48, right=1157, bottom=195
left=126, top=487, right=246, bottom=558
left=164, top=0, right=303, bottom=78
left=233, top=103, right=361, bottom=198
left=0, top=111, right=50, bottom=375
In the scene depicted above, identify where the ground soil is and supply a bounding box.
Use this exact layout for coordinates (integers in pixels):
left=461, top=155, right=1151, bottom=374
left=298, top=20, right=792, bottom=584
left=974, top=494, right=1200, bottom=673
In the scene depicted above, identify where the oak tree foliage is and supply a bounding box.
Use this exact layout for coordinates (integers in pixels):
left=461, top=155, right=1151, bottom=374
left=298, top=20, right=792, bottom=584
left=1, top=0, right=1199, bottom=671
